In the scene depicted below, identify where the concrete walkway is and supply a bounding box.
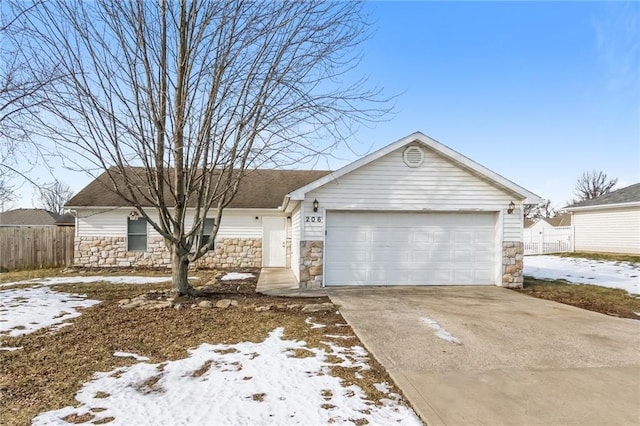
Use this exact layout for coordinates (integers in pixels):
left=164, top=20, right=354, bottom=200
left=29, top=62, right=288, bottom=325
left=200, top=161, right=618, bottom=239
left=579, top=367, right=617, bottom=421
left=256, top=268, right=326, bottom=298
left=327, top=286, right=640, bottom=426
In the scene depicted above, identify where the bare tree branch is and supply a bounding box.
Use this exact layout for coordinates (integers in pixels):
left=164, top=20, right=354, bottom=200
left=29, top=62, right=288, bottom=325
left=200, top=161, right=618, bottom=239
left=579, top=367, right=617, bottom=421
left=573, top=170, right=617, bottom=202
left=38, top=179, right=74, bottom=214
left=18, top=0, right=392, bottom=295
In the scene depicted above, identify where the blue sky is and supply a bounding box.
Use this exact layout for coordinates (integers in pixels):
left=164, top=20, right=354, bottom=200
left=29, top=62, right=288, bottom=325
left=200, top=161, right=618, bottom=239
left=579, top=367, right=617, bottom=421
left=12, top=1, right=639, bottom=210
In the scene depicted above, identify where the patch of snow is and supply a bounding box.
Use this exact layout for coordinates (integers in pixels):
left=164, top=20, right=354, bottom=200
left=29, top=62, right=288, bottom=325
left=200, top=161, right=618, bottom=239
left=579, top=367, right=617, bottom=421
left=304, top=317, right=326, bottom=329
left=220, top=272, right=255, bottom=281
left=323, top=334, right=353, bottom=339
left=0, top=346, right=22, bottom=351
left=114, top=352, right=150, bottom=361
left=0, top=276, right=178, bottom=288
left=420, top=317, right=462, bottom=345
left=374, top=382, right=391, bottom=393
left=524, top=255, right=640, bottom=295
left=33, top=328, right=421, bottom=426
left=0, top=287, right=100, bottom=337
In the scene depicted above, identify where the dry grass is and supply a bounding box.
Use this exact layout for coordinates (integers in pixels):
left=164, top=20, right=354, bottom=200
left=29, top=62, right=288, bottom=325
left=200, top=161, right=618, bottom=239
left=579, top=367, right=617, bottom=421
left=516, top=277, right=640, bottom=319
left=556, top=252, right=640, bottom=264
left=0, top=271, right=409, bottom=425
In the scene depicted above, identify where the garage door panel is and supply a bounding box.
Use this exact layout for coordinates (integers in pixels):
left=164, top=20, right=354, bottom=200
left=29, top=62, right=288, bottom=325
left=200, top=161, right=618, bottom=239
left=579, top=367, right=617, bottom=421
left=325, top=211, right=497, bottom=286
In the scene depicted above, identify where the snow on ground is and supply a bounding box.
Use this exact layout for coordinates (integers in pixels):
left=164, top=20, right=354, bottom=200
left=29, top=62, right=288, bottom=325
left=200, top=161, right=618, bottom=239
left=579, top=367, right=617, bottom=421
left=420, top=318, right=462, bottom=345
left=221, top=272, right=255, bottom=281
left=0, top=275, right=178, bottom=288
left=0, top=286, right=100, bottom=337
left=33, top=327, right=421, bottom=426
left=113, top=352, right=150, bottom=361
left=305, top=317, right=326, bottom=329
left=524, top=255, right=640, bottom=295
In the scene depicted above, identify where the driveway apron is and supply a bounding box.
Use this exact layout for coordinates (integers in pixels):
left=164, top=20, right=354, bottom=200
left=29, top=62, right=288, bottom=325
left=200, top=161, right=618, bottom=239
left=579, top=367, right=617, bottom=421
left=328, top=286, right=640, bottom=426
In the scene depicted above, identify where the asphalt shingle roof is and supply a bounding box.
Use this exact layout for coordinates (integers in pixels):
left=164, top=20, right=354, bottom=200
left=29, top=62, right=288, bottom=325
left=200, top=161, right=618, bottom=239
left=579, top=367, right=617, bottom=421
left=66, top=168, right=332, bottom=209
left=567, top=183, right=640, bottom=209
left=0, top=209, right=61, bottom=226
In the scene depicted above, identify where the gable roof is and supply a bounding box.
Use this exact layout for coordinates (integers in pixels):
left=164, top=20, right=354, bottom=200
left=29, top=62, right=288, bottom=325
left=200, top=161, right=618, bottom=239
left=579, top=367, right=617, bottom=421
left=0, top=209, right=61, bottom=226
left=543, top=214, right=571, bottom=227
left=566, top=183, right=640, bottom=211
left=55, top=212, right=76, bottom=226
left=289, top=132, right=541, bottom=204
left=66, top=168, right=331, bottom=209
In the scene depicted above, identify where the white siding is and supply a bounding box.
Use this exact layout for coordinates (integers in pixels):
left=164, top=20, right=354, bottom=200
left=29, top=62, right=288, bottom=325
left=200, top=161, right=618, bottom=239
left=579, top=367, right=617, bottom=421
left=573, top=207, right=640, bottom=254
left=291, top=206, right=301, bottom=281
left=217, top=215, right=262, bottom=239
left=76, top=208, right=262, bottom=239
left=303, top=145, right=521, bottom=240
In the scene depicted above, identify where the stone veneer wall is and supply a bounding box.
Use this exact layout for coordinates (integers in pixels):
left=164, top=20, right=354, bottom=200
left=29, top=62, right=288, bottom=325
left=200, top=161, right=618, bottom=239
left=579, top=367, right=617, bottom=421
left=502, top=241, right=524, bottom=288
left=299, top=240, right=323, bottom=289
left=74, top=236, right=261, bottom=268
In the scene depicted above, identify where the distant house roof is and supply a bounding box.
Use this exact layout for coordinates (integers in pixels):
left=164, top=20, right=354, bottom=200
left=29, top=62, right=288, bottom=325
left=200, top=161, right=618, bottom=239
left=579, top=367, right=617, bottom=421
left=66, top=168, right=332, bottom=209
left=55, top=212, right=76, bottom=226
left=566, top=183, right=640, bottom=210
left=524, top=219, right=535, bottom=229
left=0, top=209, right=61, bottom=226
left=543, top=214, right=571, bottom=227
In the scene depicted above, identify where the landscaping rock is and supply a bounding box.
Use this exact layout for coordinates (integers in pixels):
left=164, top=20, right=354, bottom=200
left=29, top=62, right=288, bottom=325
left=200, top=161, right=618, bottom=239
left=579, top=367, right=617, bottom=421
left=215, top=299, right=232, bottom=309
left=255, top=305, right=271, bottom=312
left=301, top=303, right=334, bottom=313
left=287, top=304, right=301, bottom=310
left=198, top=300, right=213, bottom=308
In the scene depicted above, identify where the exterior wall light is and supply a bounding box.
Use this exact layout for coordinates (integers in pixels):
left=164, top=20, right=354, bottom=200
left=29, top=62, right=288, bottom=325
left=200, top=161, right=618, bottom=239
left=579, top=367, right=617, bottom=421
left=312, top=199, right=319, bottom=212
left=128, top=210, right=139, bottom=220
left=507, top=201, right=515, bottom=214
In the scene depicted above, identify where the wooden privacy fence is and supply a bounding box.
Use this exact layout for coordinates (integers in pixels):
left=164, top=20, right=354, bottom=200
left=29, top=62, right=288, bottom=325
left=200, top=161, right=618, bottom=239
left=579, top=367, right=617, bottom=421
left=523, top=226, right=573, bottom=255
left=0, top=227, right=75, bottom=271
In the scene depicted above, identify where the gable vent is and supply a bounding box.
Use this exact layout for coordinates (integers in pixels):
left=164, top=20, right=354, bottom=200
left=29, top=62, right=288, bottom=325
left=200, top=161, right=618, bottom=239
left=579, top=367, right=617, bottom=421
left=403, top=146, right=424, bottom=168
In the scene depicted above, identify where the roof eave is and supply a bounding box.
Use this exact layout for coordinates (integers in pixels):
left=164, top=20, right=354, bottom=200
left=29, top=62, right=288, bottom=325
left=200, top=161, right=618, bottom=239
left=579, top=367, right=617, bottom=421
left=566, top=201, right=640, bottom=212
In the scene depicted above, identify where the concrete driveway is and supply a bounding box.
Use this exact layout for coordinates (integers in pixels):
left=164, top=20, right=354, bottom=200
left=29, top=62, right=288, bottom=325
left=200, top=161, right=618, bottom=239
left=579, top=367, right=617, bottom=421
left=327, top=286, right=640, bottom=426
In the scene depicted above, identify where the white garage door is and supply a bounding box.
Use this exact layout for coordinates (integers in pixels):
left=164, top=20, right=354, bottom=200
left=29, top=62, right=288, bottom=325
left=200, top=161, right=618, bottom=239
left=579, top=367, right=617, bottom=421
left=325, top=211, right=496, bottom=286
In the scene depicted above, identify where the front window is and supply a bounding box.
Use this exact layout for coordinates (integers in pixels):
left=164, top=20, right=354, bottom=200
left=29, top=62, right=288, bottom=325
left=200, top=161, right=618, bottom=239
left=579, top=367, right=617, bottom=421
left=127, top=217, right=147, bottom=251
left=200, top=218, right=216, bottom=249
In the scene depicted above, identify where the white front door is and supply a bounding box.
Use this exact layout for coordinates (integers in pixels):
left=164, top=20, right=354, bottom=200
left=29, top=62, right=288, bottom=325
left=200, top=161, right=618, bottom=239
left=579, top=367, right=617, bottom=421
left=262, top=216, right=286, bottom=267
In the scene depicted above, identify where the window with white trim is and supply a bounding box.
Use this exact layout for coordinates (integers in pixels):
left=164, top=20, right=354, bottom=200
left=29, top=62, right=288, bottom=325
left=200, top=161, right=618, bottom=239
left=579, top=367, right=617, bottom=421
left=200, top=218, right=216, bottom=249
left=127, top=217, right=148, bottom=251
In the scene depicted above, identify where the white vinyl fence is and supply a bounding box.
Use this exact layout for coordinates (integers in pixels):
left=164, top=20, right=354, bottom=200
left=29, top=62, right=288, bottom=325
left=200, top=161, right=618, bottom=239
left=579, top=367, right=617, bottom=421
left=523, top=226, right=573, bottom=255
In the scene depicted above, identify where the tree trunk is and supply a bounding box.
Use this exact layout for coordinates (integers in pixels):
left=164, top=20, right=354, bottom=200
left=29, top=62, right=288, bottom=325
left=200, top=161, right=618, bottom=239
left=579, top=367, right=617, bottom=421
left=171, top=248, right=200, bottom=296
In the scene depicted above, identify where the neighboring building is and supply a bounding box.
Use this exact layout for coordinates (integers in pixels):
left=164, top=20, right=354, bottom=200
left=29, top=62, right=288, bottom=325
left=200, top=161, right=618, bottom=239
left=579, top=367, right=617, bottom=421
left=54, top=212, right=76, bottom=227
left=66, top=132, right=541, bottom=288
left=524, top=214, right=572, bottom=232
left=0, top=209, right=61, bottom=227
left=566, top=184, right=640, bottom=255
left=523, top=214, right=573, bottom=255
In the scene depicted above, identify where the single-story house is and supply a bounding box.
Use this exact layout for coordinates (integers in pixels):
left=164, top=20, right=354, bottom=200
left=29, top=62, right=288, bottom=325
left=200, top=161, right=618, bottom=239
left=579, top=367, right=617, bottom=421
left=54, top=212, right=76, bottom=227
left=0, top=208, right=61, bottom=227
left=66, top=132, right=541, bottom=288
left=566, top=183, right=640, bottom=255
left=524, top=214, right=571, bottom=231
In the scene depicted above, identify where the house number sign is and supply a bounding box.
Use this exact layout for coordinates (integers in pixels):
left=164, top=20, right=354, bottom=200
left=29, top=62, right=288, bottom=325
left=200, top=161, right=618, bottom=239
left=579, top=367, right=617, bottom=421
left=305, top=215, right=322, bottom=223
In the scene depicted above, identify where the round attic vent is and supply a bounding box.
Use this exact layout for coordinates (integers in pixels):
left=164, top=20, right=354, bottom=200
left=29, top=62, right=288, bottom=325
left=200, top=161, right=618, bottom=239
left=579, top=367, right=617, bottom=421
left=403, top=146, right=424, bottom=168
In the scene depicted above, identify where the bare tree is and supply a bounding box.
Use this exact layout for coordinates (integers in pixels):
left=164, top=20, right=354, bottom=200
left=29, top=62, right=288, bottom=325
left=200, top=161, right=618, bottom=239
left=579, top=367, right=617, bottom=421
left=0, top=177, right=15, bottom=211
left=38, top=180, right=74, bottom=214
left=524, top=199, right=556, bottom=219
left=20, top=1, right=390, bottom=295
left=0, top=1, right=61, bottom=194
left=573, top=170, right=617, bottom=202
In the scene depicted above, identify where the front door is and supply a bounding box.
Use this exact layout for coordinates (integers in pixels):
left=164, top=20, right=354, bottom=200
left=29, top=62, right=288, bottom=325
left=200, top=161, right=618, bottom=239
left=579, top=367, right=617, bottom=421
left=262, top=216, right=286, bottom=267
